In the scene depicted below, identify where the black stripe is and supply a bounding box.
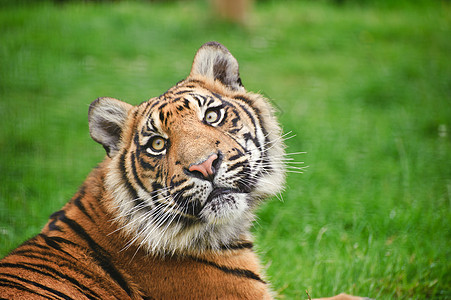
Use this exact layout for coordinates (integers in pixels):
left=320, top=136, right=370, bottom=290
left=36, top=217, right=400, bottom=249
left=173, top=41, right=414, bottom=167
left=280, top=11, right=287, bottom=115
left=130, top=151, right=148, bottom=193
left=0, top=273, right=73, bottom=300
left=73, top=186, right=95, bottom=223
left=37, top=234, right=80, bottom=263
left=211, top=92, right=223, bottom=101
left=234, top=96, right=270, bottom=158
left=234, top=95, right=253, bottom=106
left=26, top=261, right=102, bottom=299
left=47, top=210, right=63, bottom=232
left=86, top=196, right=102, bottom=220
left=206, top=95, right=216, bottom=107
left=148, top=119, right=158, bottom=133
left=220, top=242, right=253, bottom=251
left=154, top=166, right=162, bottom=180
left=188, top=256, right=265, bottom=284
left=148, top=99, right=161, bottom=110
left=119, top=151, right=141, bottom=206
left=39, top=235, right=93, bottom=261
left=173, top=183, right=195, bottom=197
left=243, top=132, right=256, bottom=145
left=6, top=252, right=52, bottom=261
left=134, top=134, right=157, bottom=172
left=9, top=249, right=122, bottom=299
left=236, top=102, right=261, bottom=149
left=216, top=109, right=228, bottom=127
left=186, top=79, right=203, bottom=85
left=139, top=155, right=156, bottom=171
left=56, top=213, right=132, bottom=297
left=7, top=251, right=87, bottom=276
left=7, top=252, right=74, bottom=270
left=150, top=181, right=164, bottom=197
left=183, top=99, right=191, bottom=109
left=227, top=160, right=245, bottom=172
left=41, top=235, right=79, bottom=249
left=0, top=278, right=55, bottom=299
left=175, top=90, right=192, bottom=95
left=229, top=149, right=245, bottom=161
left=190, top=93, right=206, bottom=107
left=236, top=163, right=255, bottom=192
left=0, top=262, right=102, bottom=300
left=150, top=181, right=167, bottom=207
left=17, top=238, right=52, bottom=252
left=169, top=177, right=187, bottom=189
left=141, top=125, right=154, bottom=137
left=230, top=115, right=240, bottom=128
left=40, top=234, right=62, bottom=251
left=170, top=96, right=182, bottom=103
left=230, top=102, right=270, bottom=178
left=157, top=102, right=168, bottom=110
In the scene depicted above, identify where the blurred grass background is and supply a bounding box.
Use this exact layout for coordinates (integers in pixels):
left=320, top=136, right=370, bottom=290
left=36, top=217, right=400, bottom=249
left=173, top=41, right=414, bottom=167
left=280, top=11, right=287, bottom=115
left=0, top=0, right=450, bottom=298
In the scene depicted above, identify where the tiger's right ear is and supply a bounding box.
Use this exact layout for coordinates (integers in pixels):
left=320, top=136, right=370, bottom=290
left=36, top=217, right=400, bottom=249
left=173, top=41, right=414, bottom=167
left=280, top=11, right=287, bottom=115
left=88, top=97, right=133, bottom=157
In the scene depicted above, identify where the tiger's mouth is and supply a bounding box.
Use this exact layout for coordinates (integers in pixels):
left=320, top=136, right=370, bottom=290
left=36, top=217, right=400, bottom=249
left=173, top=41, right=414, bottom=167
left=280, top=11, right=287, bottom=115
left=206, top=187, right=242, bottom=204
left=198, top=187, right=250, bottom=224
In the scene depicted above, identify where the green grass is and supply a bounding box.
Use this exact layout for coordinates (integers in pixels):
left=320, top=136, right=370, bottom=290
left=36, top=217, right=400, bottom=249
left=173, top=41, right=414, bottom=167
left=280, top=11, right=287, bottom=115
left=0, top=1, right=450, bottom=299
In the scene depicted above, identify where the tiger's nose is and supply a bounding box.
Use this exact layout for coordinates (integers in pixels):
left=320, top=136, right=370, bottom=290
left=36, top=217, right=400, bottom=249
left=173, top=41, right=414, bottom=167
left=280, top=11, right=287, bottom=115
left=188, top=154, right=219, bottom=180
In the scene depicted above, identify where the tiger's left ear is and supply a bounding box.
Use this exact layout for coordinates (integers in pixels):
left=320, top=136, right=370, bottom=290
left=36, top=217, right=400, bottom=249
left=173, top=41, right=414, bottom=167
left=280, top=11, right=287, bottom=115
left=88, top=97, right=133, bottom=157
left=189, top=41, right=244, bottom=91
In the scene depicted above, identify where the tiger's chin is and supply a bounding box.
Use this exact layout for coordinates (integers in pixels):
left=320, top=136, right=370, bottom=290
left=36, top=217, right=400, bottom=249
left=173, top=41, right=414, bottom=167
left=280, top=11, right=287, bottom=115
left=168, top=194, right=254, bottom=254
left=199, top=192, right=250, bottom=225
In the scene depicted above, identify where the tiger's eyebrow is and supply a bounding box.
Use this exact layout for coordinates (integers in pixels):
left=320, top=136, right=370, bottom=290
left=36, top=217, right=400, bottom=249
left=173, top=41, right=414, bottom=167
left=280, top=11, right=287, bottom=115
left=206, top=96, right=216, bottom=107
left=147, top=118, right=158, bottom=133
left=189, top=93, right=224, bottom=110
left=143, top=110, right=169, bottom=139
left=190, top=94, right=207, bottom=107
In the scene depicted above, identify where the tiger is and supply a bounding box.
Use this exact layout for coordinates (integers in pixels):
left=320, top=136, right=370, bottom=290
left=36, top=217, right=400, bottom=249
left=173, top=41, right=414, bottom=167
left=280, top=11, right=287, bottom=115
left=0, top=42, right=368, bottom=300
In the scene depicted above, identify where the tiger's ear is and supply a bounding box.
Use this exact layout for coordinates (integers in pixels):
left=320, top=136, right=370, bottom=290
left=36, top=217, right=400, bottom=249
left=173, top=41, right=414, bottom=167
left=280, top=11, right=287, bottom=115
left=88, top=97, right=133, bottom=157
left=190, top=41, right=244, bottom=91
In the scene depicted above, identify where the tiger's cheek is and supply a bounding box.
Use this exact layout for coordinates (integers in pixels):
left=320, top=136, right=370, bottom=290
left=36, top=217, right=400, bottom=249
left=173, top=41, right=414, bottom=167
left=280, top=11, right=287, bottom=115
left=222, top=108, right=254, bottom=146
left=165, top=159, right=186, bottom=190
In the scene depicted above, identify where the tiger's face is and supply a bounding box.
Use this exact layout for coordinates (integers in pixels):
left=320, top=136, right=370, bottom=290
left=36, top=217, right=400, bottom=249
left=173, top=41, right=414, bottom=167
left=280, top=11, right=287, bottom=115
left=89, top=42, right=285, bottom=254
left=133, top=87, right=263, bottom=225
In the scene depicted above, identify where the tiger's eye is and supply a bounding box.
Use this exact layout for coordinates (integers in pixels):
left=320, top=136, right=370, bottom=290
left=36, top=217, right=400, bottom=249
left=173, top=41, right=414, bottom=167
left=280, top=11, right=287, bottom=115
left=151, top=137, right=165, bottom=151
left=205, top=110, right=219, bottom=124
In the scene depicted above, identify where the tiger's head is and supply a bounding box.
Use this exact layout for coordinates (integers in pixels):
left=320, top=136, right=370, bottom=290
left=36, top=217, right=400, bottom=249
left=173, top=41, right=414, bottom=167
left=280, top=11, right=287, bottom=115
left=88, top=42, right=286, bottom=255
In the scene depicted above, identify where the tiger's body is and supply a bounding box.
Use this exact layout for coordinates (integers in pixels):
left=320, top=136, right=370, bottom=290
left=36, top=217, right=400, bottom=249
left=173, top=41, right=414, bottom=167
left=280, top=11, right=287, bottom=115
left=1, top=163, right=268, bottom=299
left=0, top=42, right=367, bottom=300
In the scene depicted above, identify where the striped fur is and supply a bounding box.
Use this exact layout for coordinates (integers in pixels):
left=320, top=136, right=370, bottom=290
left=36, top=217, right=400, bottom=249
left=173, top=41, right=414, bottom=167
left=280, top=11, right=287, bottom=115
left=0, top=42, right=366, bottom=300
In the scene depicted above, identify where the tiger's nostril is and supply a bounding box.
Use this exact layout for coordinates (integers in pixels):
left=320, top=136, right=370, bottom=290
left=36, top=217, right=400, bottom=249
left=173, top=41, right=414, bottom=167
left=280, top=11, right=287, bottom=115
left=188, top=154, right=219, bottom=180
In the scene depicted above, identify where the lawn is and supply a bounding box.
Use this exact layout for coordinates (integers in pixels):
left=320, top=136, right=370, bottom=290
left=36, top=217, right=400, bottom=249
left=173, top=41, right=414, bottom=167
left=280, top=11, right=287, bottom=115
left=0, top=0, right=450, bottom=299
